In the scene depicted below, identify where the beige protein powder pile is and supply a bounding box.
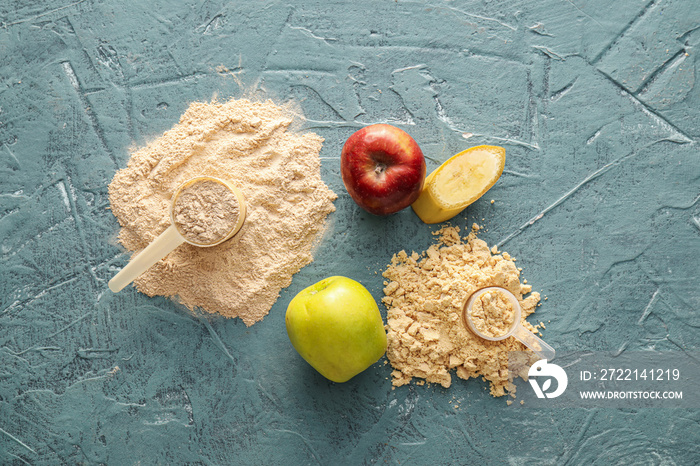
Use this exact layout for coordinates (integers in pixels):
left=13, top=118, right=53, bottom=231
left=382, top=225, right=541, bottom=397
left=109, top=98, right=336, bottom=325
left=172, top=179, right=240, bottom=245
left=470, top=289, right=515, bottom=338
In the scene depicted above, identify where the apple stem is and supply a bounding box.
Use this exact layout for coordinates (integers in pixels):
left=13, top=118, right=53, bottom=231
left=374, top=164, right=386, bottom=176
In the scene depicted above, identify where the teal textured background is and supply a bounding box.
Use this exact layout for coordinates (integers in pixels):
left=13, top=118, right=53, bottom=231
left=1, top=0, right=699, bottom=464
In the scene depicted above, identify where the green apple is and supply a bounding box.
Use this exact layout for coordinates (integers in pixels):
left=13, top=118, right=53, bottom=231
left=285, top=276, right=387, bottom=383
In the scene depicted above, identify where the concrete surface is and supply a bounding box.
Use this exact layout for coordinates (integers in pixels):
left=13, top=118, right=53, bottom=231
left=1, top=0, right=699, bottom=464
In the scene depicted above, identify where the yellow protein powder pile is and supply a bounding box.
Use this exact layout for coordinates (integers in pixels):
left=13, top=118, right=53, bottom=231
left=382, top=225, right=540, bottom=396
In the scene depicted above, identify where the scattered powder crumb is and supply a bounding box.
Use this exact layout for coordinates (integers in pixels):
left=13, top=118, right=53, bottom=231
left=109, top=98, right=337, bottom=325
left=520, top=400, right=525, bottom=405
left=490, top=199, right=495, bottom=204
left=382, top=226, right=541, bottom=397
left=506, top=400, right=513, bottom=406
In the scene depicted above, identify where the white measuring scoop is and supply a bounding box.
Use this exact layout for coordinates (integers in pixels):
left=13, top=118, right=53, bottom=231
left=462, top=286, right=555, bottom=361
left=108, top=176, right=246, bottom=293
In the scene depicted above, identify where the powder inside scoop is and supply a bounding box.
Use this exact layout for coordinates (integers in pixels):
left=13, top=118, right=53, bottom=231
left=470, top=290, right=516, bottom=338
left=172, top=179, right=240, bottom=245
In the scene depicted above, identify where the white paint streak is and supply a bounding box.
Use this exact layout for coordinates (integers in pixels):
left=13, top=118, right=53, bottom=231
left=57, top=182, right=71, bottom=211
left=288, top=26, right=337, bottom=44
left=430, top=3, right=517, bottom=31
left=62, top=61, right=80, bottom=90
left=638, top=289, right=660, bottom=324
left=392, top=64, right=427, bottom=74
left=0, top=427, right=37, bottom=454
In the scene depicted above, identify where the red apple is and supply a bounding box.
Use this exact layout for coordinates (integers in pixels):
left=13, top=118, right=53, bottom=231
left=341, top=124, right=426, bottom=216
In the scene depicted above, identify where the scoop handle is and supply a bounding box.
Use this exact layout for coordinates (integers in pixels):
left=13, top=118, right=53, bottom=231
left=108, top=225, right=184, bottom=293
left=512, top=323, right=555, bottom=361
